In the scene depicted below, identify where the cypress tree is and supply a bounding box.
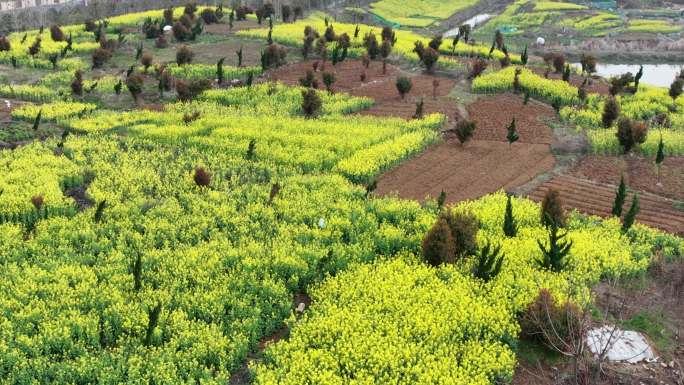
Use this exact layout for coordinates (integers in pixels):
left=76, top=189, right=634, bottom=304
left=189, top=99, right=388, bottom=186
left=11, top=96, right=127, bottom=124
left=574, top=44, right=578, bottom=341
left=144, top=303, right=162, bottom=347
left=503, top=194, right=517, bottom=237
left=611, top=174, right=627, bottom=217
left=32, top=110, right=42, bottom=131
left=437, top=190, right=447, bottom=209
left=507, top=118, right=519, bottom=147
left=473, top=242, right=505, bottom=282
left=537, top=214, right=573, bottom=272
left=622, top=194, right=639, bottom=233
left=634, top=65, right=643, bottom=92
left=133, top=252, right=142, bottom=292
left=521, top=45, right=528, bottom=66
left=216, top=57, right=225, bottom=84
left=655, top=134, right=665, bottom=182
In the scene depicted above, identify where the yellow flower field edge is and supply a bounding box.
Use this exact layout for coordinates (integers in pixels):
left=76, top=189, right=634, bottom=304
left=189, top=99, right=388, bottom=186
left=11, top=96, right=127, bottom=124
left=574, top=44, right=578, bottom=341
left=252, top=192, right=683, bottom=385
left=236, top=13, right=519, bottom=68
left=472, top=66, right=579, bottom=105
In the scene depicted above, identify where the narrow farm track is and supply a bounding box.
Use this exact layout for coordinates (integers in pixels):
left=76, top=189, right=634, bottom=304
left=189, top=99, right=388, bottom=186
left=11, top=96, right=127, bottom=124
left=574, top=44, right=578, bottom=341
left=528, top=175, right=684, bottom=236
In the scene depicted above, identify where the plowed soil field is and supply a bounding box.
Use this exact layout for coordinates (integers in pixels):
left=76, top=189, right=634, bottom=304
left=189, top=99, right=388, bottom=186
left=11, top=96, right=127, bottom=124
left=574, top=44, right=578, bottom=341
left=570, top=155, right=684, bottom=201
left=467, top=94, right=555, bottom=144
left=266, top=60, right=460, bottom=121
left=376, top=139, right=555, bottom=204
left=529, top=174, right=684, bottom=235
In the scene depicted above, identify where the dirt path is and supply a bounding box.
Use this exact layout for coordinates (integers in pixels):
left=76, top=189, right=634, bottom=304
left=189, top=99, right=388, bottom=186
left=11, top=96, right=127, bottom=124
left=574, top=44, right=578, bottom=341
left=528, top=174, right=684, bottom=236
left=376, top=139, right=555, bottom=204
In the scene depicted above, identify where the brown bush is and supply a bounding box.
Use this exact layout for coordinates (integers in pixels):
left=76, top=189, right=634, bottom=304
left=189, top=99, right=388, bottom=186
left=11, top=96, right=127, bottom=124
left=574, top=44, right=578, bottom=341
left=141, top=53, right=154, bottom=72
left=92, top=47, right=112, bottom=68
left=455, top=119, right=475, bottom=144
left=71, top=70, right=84, bottom=96
left=201, top=8, right=218, bottom=24
left=420, top=47, right=439, bottom=73
left=176, top=45, right=194, bottom=65
left=301, top=88, right=322, bottom=118
left=192, top=167, right=211, bottom=187
left=155, top=35, right=168, bottom=49
left=541, top=188, right=566, bottom=227
left=441, top=209, right=479, bottom=258
left=552, top=54, right=565, bottom=73
left=616, top=118, right=648, bottom=153
left=84, top=19, right=97, bottom=32
left=0, top=36, right=10, bottom=51
left=601, top=97, right=619, bottom=128
left=469, top=58, right=488, bottom=79
left=520, top=289, right=585, bottom=351
left=50, top=25, right=66, bottom=42
left=175, top=79, right=211, bottom=102
left=172, top=22, right=190, bottom=41
left=261, top=44, right=287, bottom=70
left=31, top=195, right=44, bottom=212
left=422, top=217, right=456, bottom=267
left=235, top=6, right=253, bottom=21
left=126, top=73, right=144, bottom=101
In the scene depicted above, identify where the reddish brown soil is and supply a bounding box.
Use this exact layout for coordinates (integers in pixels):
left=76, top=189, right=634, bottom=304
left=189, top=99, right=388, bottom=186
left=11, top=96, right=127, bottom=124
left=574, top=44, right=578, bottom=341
left=530, top=67, right=610, bottom=95
left=528, top=175, right=684, bottom=235
left=376, top=139, right=555, bottom=204
left=468, top=94, right=555, bottom=144
left=266, top=60, right=459, bottom=121
left=266, top=59, right=402, bottom=92
left=570, top=155, right=684, bottom=202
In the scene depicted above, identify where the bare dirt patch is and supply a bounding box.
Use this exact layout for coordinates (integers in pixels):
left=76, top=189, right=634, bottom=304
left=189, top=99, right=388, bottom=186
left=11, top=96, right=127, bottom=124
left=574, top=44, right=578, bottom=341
left=570, top=155, right=684, bottom=202
left=265, top=59, right=402, bottom=92
left=528, top=174, right=684, bottom=236
left=467, top=94, right=555, bottom=144
left=204, top=19, right=262, bottom=33
left=375, top=139, right=555, bottom=204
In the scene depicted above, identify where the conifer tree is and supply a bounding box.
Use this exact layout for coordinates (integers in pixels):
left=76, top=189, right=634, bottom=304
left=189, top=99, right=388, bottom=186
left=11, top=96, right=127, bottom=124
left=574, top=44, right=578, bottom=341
left=473, top=242, right=505, bottom=282
left=537, top=215, right=573, bottom=272
left=611, top=174, right=627, bottom=217
left=144, top=303, right=161, bottom=346
left=216, top=57, right=225, bottom=84
left=622, top=194, right=639, bottom=233
left=437, top=191, right=447, bottom=209
left=655, top=134, right=665, bottom=183
left=507, top=118, right=519, bottom=147
left=32, top=110, right=42, bottom=131
left=503, top=194, right=517, bottom=237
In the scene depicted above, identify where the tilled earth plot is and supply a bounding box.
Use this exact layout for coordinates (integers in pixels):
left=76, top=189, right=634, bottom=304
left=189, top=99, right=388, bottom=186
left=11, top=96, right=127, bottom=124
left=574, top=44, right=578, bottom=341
left=529, top=175, right=684, bottom=236
left=376, top=139, right=555, bottom=204
left=467, top=94, right=556, bottom=144
left=266, top=60, right=460, bottom=120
